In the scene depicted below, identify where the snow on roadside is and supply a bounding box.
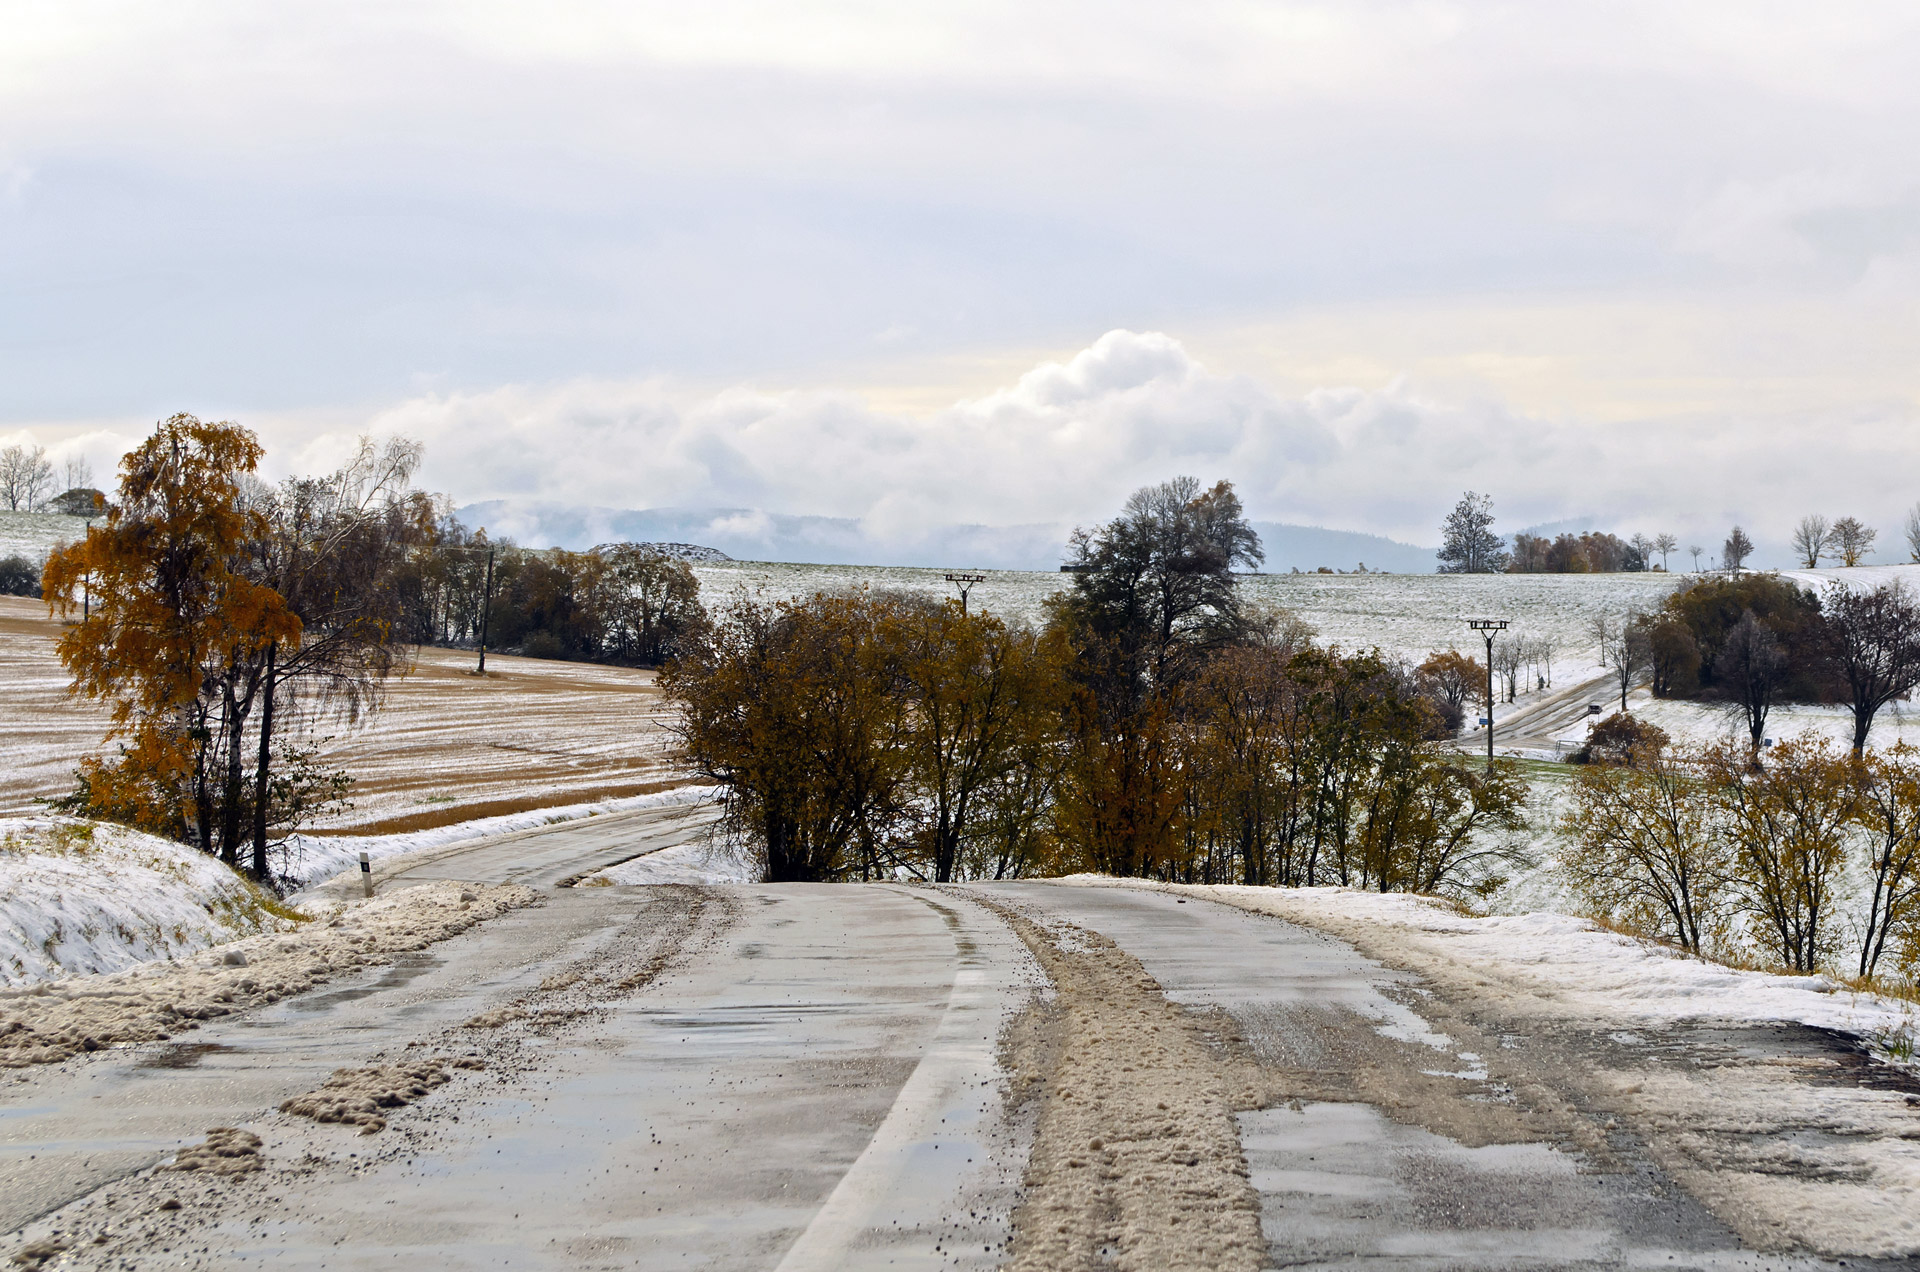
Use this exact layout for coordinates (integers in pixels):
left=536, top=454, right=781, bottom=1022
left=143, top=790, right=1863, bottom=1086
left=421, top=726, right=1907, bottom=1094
left=0, top=818, right=297, bottom=989
left=1062, top=879, right=1916, bottom=1045
left=0, top=879, right=534, bottom=1067
left=283, top=784, right=719, bottom=892
left=586, top=838, right=754, bottom=885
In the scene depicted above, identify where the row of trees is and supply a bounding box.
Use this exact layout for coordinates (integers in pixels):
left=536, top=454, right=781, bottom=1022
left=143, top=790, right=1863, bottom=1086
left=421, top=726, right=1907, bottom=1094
left=1565, top=729, right=1920, bottom=979
left=1439, top=493, right=1920, bottom=576
left=672, top=477, right=1533, bottom=890
left=1603, top=574, right=1920, bottom=754
left=0, top=444, right=93, bottom=513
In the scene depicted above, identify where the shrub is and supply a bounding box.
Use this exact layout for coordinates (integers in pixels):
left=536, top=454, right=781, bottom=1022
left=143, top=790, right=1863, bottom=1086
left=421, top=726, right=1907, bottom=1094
left=0, top=554, right=39, bottom=597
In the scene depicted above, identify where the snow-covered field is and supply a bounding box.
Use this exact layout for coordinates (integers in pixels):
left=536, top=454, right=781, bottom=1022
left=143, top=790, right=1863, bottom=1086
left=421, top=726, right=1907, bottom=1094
left=692, top=560, right=1685, bottom=661
left=0, top=818, right=298, bottom=988
left=0, top=510, right=88, bottom=564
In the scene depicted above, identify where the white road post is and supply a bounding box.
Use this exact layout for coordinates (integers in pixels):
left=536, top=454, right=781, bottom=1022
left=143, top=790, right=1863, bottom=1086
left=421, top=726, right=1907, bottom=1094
left=359, top=852, right=374, bottom=898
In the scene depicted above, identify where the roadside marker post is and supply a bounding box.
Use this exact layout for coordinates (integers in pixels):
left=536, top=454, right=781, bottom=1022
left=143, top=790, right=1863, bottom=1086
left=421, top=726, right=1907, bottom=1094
left=359, top=852, right=374, bottom=898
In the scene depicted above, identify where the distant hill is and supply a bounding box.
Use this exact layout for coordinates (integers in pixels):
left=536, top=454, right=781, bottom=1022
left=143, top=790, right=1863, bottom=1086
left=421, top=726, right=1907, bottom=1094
left=1248, top=523, right=1435, bottom=574
left=457, top=501, right=1436, bottom=573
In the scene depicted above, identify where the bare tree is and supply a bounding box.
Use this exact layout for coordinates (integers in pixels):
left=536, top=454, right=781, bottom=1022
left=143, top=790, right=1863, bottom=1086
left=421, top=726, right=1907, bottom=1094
left=1718, top=610, right=1788, bottom=750
left=1602, top=614, right=1646, bottom=712
left=1688, top=544, right=1704, bottom=572
left=1823, top=579, right=1920, bottom=755
left=60, top=454, right=93, bottom=495
left=0, top=444, right=54, bottom=511
left=1790, top=515, right=1831, bottom=569
left=1492, top=635, right=1523, bottom=702
left=1652, top=533, right=1677, bottom=571
left=1722, top=526, right=1754, bottom=574
left=1905, top=503, right=1920, bottom=564
left=1830, top=516, right=1876, bottom=567
left=1589, top=614, right=1613, bottom=667
left=1533, top=631, right=1558, bottom=688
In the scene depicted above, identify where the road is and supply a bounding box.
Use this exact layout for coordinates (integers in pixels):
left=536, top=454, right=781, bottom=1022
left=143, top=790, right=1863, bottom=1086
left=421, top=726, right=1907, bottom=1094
left=1460, top=668, right=1617, bottom=758
left=5, top=806, right=1911, bottom=1270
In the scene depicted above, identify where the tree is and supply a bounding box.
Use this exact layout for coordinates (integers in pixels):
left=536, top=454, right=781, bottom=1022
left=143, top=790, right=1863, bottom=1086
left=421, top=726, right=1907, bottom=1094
left=1688, top=544, right=1704, bottom=572
left=41, top=416, right=303, bottom=864
left=1706, top=736, right=1856, bottom=972
left=1577, top=712, right=1670, bottom=767
left=1791, top=515, right=1832, bottom=569
left=60, top=454, right=93, bottom=494
left=0, top=554, right=38, bottom=597
left=0, top=444, right=55, bottom=511
left=1436, top=492, right=1509, bottom=574
left=1417, top=649, right=1481, bottom=728
left=1905, top=503, right=1920, bottom=564
left=597, top=544, right=707, bottom=665
left=1630, top=612, right=1699, bottom=698
left=1718, top=610, right=1788, bottom=750
left=1058, top=476, right=1263, bottom=694
left=1561, top=745, right=1727, bottom=952
left=1602, top=614, right=1646, bottom=712
left=1821, top=579, right=1920, bottom=755
left=1653, top=533, right=1678, bottom=571
left=1829, top=516, right=1876, bottom=567
left=1722, top=526, right=1754, bottom=574
left=48, top=488, right=106, bottom=516
left=893, top=602, right=1068, bottom=883
left=1492, top=635, right=1522, bottom=703
left=665, top=592, right=913, bottom=882
left=1853, top=742, right=1920, bottom=980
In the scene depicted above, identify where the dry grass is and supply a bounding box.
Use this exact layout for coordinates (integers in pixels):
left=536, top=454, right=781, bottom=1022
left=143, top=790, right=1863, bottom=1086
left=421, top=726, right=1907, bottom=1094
left=0, top=596, right=688, bottom=830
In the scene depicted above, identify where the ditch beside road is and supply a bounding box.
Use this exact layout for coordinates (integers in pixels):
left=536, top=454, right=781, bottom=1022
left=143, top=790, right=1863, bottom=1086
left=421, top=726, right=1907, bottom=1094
left=6, top=807, right=1917, bottom=1270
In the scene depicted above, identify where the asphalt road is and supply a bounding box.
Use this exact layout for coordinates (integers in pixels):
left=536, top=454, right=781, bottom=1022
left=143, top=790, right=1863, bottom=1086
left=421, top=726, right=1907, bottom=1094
left=6, top=808, right=1912, bottom=1270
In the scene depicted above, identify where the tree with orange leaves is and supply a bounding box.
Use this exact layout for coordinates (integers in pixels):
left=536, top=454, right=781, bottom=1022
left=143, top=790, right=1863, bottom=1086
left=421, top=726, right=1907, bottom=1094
left=43, top=415, right=303, bottom=869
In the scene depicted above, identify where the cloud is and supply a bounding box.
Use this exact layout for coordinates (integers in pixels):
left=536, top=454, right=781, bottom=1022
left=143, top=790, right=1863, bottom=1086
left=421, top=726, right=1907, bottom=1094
left=252, top=329, right=1918, bottom=552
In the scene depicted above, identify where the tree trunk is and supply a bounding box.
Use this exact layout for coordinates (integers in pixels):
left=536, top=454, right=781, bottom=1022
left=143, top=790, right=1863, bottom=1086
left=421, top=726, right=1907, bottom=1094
left=220, top=677, right=246, bottom=865
left=251, top=643, right=277, bottom=881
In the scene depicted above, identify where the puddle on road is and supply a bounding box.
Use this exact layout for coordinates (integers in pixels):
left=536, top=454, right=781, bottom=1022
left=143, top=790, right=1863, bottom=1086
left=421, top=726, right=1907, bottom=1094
left=134, top=1042, right=236, bottom=1070
left=1241, top=1101, right=1740, bottom=1269
left=285, top=952, right=445, bottom=1013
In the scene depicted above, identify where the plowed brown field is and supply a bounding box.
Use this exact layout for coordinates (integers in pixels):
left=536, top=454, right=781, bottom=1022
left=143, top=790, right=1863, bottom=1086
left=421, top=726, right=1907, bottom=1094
left=0, top=597, right=684, bottom=832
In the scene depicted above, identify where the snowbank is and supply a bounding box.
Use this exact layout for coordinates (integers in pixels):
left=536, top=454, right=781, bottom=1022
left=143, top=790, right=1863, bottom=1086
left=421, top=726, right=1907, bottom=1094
left=284, top=784, right=720, bottom=891
left=587, top=838, right=754, bottom=885
left=0, top=818, right=298, bottom=989
left=0, top=879, right=533, bottom=1067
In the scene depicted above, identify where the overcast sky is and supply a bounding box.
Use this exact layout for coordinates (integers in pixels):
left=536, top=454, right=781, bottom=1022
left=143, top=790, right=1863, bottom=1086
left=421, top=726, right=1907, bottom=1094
left=5, top=2, right=1920, bottom=552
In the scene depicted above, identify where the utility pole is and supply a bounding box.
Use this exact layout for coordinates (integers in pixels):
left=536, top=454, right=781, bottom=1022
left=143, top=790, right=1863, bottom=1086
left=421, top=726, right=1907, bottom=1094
left=944, top=572, right=986, bottom=614
left=476, top=547, right=495, bottom=675
left=1466, top=616, right=1508, bottom=762
left=82, top=518, right=91, bottom=622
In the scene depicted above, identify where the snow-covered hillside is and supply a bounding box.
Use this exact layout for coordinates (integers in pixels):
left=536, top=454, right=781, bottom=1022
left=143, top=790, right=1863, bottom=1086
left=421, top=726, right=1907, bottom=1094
left=0, top=818, right=299, bottom=988
left=0, top=510, right=89, bottom=564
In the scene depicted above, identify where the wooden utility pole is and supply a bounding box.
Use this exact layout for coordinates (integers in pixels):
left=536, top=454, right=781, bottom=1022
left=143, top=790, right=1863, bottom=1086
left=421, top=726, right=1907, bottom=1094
left=1466, top=616, right=1509, bottom=761
left=944, top=572, right=986, bottom=614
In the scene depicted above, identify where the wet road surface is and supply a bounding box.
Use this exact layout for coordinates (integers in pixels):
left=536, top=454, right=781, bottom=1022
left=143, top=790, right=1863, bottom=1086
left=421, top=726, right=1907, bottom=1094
left=5, top=813, right=1911, bottom=1269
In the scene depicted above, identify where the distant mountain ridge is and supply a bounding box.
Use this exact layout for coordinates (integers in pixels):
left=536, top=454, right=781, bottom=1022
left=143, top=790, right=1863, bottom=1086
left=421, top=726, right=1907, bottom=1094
left=456, top=500, right=1437, bottom=573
